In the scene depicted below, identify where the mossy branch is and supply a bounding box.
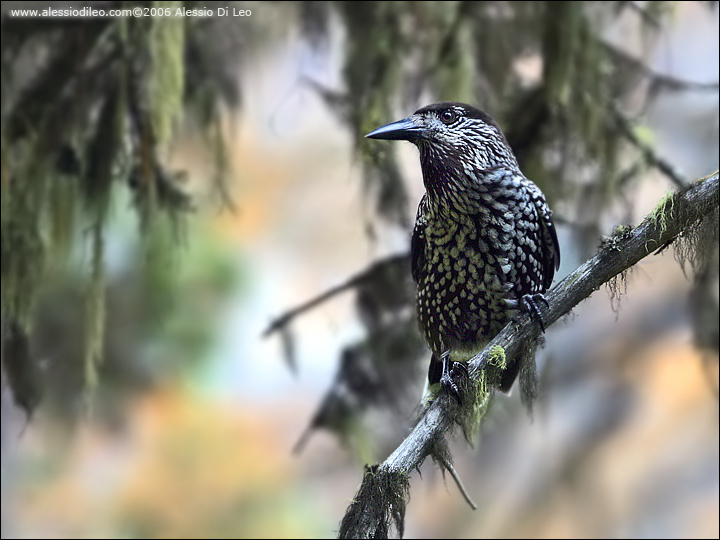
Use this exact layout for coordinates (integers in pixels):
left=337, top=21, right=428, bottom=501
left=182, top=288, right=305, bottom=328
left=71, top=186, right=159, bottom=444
left=338, top=171, right=719, bottom=539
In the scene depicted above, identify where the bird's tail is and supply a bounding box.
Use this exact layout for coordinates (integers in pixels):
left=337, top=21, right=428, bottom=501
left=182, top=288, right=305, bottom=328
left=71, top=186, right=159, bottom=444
left=420, top=353, right=443, bottom=406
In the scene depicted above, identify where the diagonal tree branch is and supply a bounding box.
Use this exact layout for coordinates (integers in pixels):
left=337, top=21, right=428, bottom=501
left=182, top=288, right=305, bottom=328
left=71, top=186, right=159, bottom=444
left=263, top=254, right=409, bottom=338
left=338, top=171, right=719, bottom=539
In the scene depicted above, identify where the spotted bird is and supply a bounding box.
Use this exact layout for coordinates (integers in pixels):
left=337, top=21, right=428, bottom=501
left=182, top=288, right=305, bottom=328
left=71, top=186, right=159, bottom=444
left=366, top=102, right=560, bottom=403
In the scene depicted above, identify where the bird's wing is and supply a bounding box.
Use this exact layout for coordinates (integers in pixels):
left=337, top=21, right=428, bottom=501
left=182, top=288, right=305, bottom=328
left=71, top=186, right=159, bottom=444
left=525, top=181, right=561, bottom=289
left=410, top=194, right=429, bottom=284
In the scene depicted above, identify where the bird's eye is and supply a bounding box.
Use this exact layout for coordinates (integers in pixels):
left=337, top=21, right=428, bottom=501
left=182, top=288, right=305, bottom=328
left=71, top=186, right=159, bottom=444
left=439, top=110, right=457, bottom=125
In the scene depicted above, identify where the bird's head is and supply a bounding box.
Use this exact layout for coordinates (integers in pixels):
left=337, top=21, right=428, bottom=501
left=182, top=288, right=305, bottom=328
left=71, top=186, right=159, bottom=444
left=366, top=102, right=518, bottom=174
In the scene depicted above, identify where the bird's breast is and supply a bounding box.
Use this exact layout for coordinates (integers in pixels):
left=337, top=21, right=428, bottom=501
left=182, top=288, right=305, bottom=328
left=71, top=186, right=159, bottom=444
left=417, top=211, right=514, bottom=353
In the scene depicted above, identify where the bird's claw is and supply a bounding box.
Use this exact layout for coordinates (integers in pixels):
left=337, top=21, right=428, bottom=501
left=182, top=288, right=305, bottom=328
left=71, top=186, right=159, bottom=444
left=440, top=355, right=467, bottom=405
left=521, top=293, right=549, bottom=332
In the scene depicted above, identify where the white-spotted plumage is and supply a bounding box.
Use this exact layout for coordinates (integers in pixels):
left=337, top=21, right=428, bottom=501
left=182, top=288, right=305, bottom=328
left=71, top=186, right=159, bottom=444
left=368, top=101, right=560, bottom=394
left=408, top=103, right=560, bottom=388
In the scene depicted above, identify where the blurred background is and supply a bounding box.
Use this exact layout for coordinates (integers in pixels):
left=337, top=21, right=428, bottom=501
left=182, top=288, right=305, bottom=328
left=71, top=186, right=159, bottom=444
left=1, top=1, right=718, bottom=538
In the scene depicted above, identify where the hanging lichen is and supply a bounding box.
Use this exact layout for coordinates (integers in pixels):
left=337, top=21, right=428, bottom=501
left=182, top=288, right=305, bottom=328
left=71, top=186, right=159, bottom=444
left=83, top=222, right=105, bottom=404
left=2, top=320, right=43, bottom=419
left=46, top=160, right=79, bottom=269
left=0, top=147, right=49, bottom=329
left=338, top=464, right=409, bottom=539
left=1, top=3, right=242, bottom=412
left=454, top=345, right=507, bottom=444
left=674, top=195, right=719, bottom=278
left=607, top=268, right=631, bottom=315
left=82, top=81, right=126, bottom=221
left=149, top=1, right=186, bottom=147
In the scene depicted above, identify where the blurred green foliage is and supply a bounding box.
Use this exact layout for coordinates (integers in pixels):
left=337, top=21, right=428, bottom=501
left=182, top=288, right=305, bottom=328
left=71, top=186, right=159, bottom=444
left=1, top=1, right=245, bottom=417
left=30, top=201, right=243, bottom=426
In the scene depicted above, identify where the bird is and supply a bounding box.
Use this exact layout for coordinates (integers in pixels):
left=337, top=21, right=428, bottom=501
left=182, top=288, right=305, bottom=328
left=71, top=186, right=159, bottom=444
left=365, top=102, right=560, bottom=404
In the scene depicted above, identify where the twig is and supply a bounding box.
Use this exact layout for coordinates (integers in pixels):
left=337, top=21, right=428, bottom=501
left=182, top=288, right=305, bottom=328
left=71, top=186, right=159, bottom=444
left=338, top=172, right=719, bottom=539
left=436, top=453, right=478, bottom=510
left=263, top=254, right=409, bottom=337
left=610, top=104, right=690, bottom=189
left=601, top=40, right=720, bottom=93
left=620, top=1, right=664, bottom=29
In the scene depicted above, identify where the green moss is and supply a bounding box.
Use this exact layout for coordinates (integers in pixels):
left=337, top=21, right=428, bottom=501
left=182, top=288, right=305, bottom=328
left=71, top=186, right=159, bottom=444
left=488, top=345, right=507, bottom=369
left=461, top=347, right=505, bottom=444
left=650, top=190, right=676, bottom=236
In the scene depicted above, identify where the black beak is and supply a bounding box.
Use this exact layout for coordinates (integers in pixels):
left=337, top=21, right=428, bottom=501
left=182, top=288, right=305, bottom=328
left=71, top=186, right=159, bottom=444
left=365, top=117, right=422, bottom=141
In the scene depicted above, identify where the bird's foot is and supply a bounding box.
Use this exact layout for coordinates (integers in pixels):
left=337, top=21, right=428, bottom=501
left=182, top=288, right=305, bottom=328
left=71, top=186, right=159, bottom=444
left=439, top=353, right=468, bottom=405
left=520, top=293, right=549, bottom=333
